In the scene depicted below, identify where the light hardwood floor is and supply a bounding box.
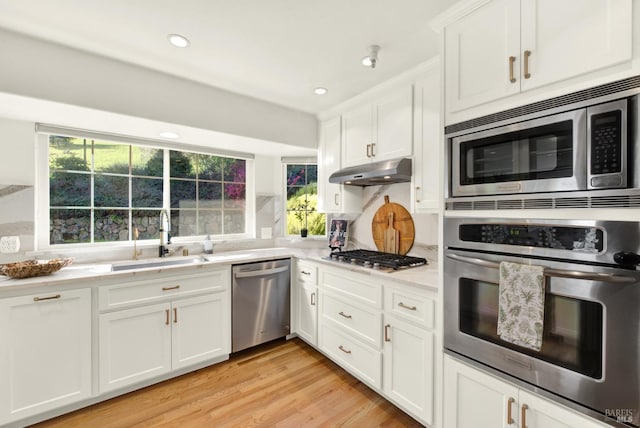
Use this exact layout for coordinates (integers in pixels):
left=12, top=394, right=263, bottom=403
left=32, top=338, right=423, bottom=427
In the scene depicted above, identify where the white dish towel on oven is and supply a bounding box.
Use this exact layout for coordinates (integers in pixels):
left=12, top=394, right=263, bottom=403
left=497, top=261, right=546, bottom=351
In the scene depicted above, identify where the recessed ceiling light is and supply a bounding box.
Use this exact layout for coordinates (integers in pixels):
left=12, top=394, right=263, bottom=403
left=168, top=34, right=190, bottom=48
left=314, top=87, right=328, bottom=95
left=159, top=131, right=180, bottom=139
left=383, top=175, right=391, bottom=179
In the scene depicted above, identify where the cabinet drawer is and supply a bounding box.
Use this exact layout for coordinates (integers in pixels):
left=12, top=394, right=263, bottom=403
left=319, top=268, right=382, bottom=308
left=319, top=322, right=382, bottom=389
left=296, top=261, right=317, bottom=286
left=321, top=292, right=381, bottom=348
left=99, top=268, right=229, bottom=311
left=385, top=287, right=435, bottom=329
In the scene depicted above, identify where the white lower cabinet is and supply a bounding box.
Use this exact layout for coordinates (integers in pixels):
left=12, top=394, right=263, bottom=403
left=316, top=264, right=437, bottom=426
left=0, top=288, right=92, bottom=425
left=293, top=260, right=319, bottom=346
left=444, top=355, right=608, bottom=428
left=383, top=315, right=434, bottom=425
left=99, top=268, right=230, bottom=393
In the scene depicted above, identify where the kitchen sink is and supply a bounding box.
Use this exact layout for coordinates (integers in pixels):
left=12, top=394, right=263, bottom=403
left=110, top=256, right=205, bottom=272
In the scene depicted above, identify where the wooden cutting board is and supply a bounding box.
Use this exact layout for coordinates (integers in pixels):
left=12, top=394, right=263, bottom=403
left=372, top=195, right=415, bottom=255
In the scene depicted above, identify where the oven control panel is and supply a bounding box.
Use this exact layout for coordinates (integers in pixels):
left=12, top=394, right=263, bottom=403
left=459, top=223, right=604, bottom=252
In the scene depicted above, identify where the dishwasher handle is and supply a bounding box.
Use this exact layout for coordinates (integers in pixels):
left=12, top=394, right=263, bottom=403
left=234, top=265, right=289, bottom=279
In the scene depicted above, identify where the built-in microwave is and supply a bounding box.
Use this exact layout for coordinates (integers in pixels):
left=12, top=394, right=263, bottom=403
left=446, top=93, right=639, bottom=199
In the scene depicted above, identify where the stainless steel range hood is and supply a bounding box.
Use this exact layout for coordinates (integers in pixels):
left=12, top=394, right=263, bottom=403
left=329, top=158, right=412, bottom=186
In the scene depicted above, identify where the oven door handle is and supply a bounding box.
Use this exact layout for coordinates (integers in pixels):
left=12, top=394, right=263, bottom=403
left=446, top=253, right=637, bottom=284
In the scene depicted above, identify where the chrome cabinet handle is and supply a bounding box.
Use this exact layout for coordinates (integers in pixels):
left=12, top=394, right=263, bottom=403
left=165, top=309, right=170, bottom=325
left=507, top=397, right=515, bottom=425
left=521, top=404, right=529, bottom=428
left=173, top=307, right=178, bottom=323
left=366, top=144, right=372, bottom=158
left=446, top=253, right=637, bottom=283
left=334, top=193, right=339, bottom=206
left=310, top=292, right=316, bottom=306
left=384, top=324, right=391, bottom=342
left=338, top=311, right=352, bottom=319
left=416, top=186, right=421, bottom=203
left=162, top=285, right=180, bottom=291
left=371, top=143, right=376, bottom=157
left=338, top=345, right=352, bottom=354
left=509, top=56, right=517, bottom=83
left=301, top=270, right=311, bottom=276
left=33, top=294, right=61, bottom=302
left=523, top=50, right=531, bottom=79
left=398, top=302, right=417, bottom=311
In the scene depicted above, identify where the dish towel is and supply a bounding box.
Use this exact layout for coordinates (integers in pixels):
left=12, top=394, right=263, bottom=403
left=497, top=261, right=546, bottom=351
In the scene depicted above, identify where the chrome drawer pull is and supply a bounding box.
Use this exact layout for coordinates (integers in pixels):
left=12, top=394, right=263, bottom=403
left=398, top=302, right=417, bottom=311
left=162, top=285, right=180, bottom=291
left=310, top=292, right=316, bottom=306
left=338, top=311, right=352, bottom=319
left=339, top=345, right=352, bottom=354
left=33, top=294, right=61, bottom=302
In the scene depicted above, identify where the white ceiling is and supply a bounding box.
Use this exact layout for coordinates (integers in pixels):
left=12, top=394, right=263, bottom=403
left=0, top=0, right=455, bottom=115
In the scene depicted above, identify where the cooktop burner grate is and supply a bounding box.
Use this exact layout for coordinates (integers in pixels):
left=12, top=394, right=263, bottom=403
left=328, top=249, right=427, bottom=269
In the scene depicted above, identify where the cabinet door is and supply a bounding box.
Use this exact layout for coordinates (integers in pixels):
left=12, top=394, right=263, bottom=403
left=99, top=302, right=172, bottom=393
left=519, top=390, right=609, bottom=428
left=383, top=316, right=434, bottom=426
left=444, top=355, right=519, bottom=428
left=318, top=117, right=343, bottom=212
left=413, top=70, right=442, bottom=212
left=445, top=0, right=520, bottom=113
left=172, top=293, right=230, bottom=370
left=342, top=104, right=373, bottom=167
left=318, top=117, right=363, bottom=213
left=520, top=0, right=632, bottom=92
left=0, top=289, right=92, bottom=424
left=296, top=285, right=317, bottom=345
left=374, top=86, right=413, bottom=162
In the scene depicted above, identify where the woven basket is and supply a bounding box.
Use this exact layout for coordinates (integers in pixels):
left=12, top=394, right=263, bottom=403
left=0, top=258, right=73, bottom=279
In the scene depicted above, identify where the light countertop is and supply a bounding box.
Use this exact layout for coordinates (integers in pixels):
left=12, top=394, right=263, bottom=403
left=0, top=247, right=439, bottom=295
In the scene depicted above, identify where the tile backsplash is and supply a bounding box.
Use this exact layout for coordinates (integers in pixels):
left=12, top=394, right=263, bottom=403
left=0, top=184, right=35, bottom=263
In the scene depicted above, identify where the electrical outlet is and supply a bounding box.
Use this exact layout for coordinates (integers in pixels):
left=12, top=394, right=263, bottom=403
left=0, top=236, right=20, bottom=253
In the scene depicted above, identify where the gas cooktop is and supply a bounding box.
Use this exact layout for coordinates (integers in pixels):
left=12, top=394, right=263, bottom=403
left=326, top=249, right=428, bottom=270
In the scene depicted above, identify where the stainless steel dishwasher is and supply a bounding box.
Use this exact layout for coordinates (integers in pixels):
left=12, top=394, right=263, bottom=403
left=232, top=259, right=291, bottom=352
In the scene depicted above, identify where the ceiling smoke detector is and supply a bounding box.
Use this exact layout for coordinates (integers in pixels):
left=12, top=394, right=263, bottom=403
left=362, top=45, right=380, bottom=69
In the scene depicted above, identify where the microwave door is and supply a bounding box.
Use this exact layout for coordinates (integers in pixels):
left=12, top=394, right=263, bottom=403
left=451, top=109, right=587, bottom=197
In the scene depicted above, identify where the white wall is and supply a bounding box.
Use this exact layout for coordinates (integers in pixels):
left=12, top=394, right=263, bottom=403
left=0, top=28, right=317, bottom=149
left=0, top=118, right=35, bottom=185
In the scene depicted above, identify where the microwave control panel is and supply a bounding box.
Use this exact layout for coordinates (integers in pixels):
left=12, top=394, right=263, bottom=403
left=590, top=110, right=622, bottom=175
left=459, top=223, right=604, bottom=252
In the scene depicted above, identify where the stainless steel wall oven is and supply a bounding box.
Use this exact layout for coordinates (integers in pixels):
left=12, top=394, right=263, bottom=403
left=444, top=217, right=640, bottom=427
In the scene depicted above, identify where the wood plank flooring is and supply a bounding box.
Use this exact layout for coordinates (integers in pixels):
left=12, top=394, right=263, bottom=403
left=32, top=338, right=423, bottom=427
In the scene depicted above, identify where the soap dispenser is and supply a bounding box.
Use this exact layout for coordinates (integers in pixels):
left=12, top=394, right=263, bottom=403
left=204, top=234, right=214, bottom=254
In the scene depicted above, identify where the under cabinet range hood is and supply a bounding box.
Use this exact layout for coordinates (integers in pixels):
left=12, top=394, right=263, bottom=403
left=329, top=158, right=412, bottom=186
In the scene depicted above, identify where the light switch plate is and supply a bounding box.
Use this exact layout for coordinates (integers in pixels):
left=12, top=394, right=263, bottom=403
left=0, top=236, right=20, bottom=253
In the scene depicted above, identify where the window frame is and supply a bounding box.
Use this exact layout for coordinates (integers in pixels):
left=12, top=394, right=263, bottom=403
left=282, top=160, right=326, bottom=238
left=36, top=132, right=255, bottom=250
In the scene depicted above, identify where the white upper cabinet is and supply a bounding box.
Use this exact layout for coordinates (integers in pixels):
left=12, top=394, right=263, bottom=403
left=342, top=86, right=413, bottom=168
left=317, top=116, right=362, bottom=213
left=520, top=0, right=632, bottom=92
left=444, top=0, right=632, bottom=118
left=412, top=63, right=442, bottom=213
left=445, top=0, right=521, bottom=113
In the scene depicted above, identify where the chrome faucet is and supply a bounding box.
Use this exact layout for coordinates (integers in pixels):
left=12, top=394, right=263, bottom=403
left=158, top=209, right=171, bottom=257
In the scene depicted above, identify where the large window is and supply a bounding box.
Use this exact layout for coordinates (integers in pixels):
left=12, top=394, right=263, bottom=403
left=285, top=163, right=325, bottom=236
left=47, top=134, right=248, bottom=245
